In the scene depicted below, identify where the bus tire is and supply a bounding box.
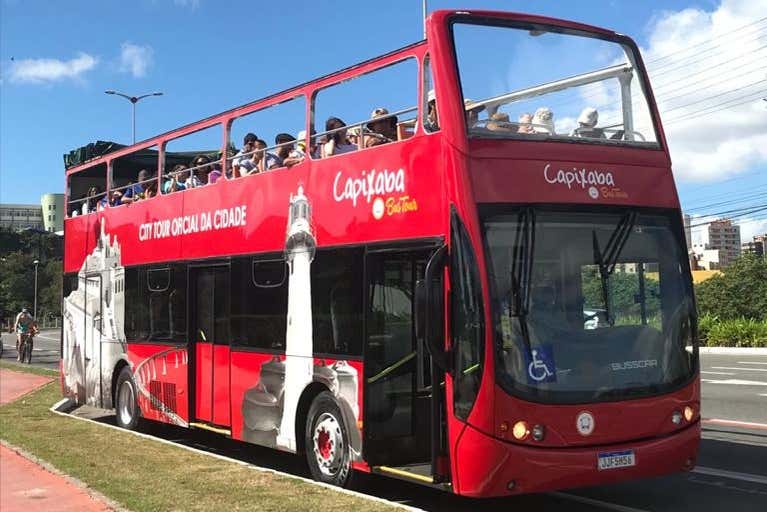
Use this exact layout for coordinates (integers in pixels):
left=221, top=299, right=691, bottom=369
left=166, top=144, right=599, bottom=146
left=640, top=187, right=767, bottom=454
left=305, top=391, right=355, bottom=488
left=115, top=366, right=141, bottom=430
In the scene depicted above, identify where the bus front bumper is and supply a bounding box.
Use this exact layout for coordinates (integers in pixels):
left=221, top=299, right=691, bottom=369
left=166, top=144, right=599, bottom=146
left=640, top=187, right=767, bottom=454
left=453, top=420, right=700, bottom=497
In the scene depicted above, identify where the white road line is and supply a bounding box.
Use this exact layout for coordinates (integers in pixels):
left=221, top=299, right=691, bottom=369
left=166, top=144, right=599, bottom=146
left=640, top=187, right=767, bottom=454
left=759, top=394, right=767, bottom=397
left=738, top=362, right=767, bottom=365
left=701, top=371, right=735, bottom=375
left=702, top=418, right=767, bottom=430
left=692, top=466, right=767, bottom=486
left=712, top=366, right=767, bottom=372
left=36, top=335, right=60, bottom=342
left=702, top=379, right=767, bottom=386
left=549, top=492, right=651, bottom=512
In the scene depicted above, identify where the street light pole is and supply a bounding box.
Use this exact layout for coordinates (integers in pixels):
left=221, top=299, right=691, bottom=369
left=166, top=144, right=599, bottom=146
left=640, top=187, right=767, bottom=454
left=104, top=90, right=164, bottom=144
left=33, top=259, right=39, bottom=320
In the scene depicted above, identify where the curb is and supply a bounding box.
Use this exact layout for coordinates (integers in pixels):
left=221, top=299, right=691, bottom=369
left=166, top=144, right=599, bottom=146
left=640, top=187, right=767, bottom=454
left=0, top=439, right=130, bottom=512
left=48, top=401, right=425, bottom=512
left=699, top=347, right=767, bottom=355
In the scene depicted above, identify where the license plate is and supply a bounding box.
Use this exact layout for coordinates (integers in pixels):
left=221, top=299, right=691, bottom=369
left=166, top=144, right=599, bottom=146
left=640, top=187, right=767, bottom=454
left=597, top=450, right=636, bottom=471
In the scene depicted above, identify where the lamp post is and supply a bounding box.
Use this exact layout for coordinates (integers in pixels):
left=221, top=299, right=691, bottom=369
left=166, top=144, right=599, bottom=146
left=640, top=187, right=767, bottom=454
left=33, top=259, right=39, bottom=320
left=104, top=90, right=164, bottom=144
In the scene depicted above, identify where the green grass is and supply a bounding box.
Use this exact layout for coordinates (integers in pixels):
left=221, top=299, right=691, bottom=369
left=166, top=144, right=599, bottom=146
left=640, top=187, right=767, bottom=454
left=0, top=377, right=396, bottom=511
left=0, top=360, right=59, bottom=377
left=697, top=315, right=767, bottom=347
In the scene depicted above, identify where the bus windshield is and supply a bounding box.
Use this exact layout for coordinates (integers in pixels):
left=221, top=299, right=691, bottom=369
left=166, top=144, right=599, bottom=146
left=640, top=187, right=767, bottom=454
left=482, top=207, right=696, bottom=403
left=452, top=21, right=659, bottom=146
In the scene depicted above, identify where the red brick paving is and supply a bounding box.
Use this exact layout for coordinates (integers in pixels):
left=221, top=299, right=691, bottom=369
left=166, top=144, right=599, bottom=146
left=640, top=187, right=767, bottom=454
left=0, top=368, right=115, bottom=511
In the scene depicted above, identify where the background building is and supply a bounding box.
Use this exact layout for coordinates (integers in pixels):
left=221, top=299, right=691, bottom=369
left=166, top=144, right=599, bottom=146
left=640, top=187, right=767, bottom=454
left=690, top=217, right=741, bottom=268
left=0, top=203, right=44, bottom=231
left=742, top=234, right=766, bottom=258
left=41, top=193, right=65, bottom=233
left=0, top=193, right=64, bottom=233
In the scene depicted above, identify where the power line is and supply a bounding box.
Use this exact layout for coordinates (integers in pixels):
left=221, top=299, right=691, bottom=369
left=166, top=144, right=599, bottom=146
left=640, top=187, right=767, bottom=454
left=646, top=17, right=767, bottom=66
left=688, top=205, right=767, bottom=228
left=665, top=90, right=767, bottom=124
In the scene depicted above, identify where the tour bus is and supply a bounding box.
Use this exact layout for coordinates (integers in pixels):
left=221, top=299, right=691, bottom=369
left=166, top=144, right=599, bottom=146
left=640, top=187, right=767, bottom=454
left=61, top=10, right=699, bottom=496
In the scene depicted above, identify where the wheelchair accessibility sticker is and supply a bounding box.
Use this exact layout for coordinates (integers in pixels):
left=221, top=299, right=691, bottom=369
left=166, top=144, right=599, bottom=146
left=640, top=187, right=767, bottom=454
left=525, top=345, right=557, bottom=384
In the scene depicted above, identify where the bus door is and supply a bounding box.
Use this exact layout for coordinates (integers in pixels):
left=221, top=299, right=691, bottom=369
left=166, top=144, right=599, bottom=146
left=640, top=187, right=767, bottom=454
left=364, top=247, right=438, bottom=472
left=190, top=265, right=231, bottom=429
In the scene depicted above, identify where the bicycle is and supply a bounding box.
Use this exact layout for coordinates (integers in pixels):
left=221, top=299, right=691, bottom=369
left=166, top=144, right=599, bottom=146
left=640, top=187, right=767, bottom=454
left=17, top=329, right=36, bottom=364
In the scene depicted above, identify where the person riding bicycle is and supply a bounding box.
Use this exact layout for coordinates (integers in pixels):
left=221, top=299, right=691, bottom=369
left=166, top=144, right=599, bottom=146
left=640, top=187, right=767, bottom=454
left=14, top=308, right=37, bottom=361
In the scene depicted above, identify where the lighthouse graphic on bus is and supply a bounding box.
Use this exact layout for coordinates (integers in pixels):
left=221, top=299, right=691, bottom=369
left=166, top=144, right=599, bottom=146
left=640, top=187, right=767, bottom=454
left=241, top=185, right=361, bottom=456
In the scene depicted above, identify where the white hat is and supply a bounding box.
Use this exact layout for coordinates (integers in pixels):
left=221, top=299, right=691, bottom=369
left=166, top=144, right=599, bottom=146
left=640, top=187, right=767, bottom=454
left=427, top=89, right=436, bottom=102
left=296, top=129, right=306, bottom=140
left=532, top=107, right=555, bottom=134
left=577, top=107, right=598, bottom=127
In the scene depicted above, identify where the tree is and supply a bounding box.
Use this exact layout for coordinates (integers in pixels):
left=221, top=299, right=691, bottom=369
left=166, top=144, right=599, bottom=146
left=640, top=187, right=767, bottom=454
left=695, top=254, right=767, bottom=321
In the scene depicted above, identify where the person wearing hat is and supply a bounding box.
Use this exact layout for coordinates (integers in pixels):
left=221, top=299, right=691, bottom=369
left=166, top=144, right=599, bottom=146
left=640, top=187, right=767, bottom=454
left=425, top=89, right=439, bottom=132
left=14, top=308, right=37, bottom=361
left=486, top=112, right=514, bottom=132
left=532, top=107, right=555, bottom=134
left=464, top=99, right=485, bottom=129
left=366, top=107, right=398, bottom=147
left=570, top=107, right=605, bottom=138
left=233, top=133, right=259, bottom=177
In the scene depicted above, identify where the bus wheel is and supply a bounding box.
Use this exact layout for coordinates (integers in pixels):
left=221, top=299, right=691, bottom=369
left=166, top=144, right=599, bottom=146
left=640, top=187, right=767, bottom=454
left=115, top=366, right=140, bottom=430
left=305, top=391, right=354, bottom=487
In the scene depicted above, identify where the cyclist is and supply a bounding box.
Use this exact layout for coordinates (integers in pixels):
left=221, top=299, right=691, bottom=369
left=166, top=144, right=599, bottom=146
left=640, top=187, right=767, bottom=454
left=14, top=308, right=37, bottom=362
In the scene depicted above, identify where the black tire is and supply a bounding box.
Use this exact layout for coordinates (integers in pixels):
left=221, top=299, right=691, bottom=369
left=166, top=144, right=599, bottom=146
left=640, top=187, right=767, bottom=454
left=115, top=366, right=141, bottom=430
left=305, top=391, right=355, bottom=488
left=23, top=338, right=33, bottom=364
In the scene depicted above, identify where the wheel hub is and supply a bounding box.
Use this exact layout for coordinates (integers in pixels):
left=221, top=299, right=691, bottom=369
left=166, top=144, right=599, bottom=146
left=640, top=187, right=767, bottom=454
left=313, top=413, right=344, bottom=477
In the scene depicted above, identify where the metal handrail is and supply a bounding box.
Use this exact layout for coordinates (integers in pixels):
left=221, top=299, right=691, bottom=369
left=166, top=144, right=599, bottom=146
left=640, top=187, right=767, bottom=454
left=312, top=105, right=418, bottom=145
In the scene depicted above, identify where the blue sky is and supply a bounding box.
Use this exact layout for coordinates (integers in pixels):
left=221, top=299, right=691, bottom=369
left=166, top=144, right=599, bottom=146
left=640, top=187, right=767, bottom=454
left=1, top=0, right=765, bottom=237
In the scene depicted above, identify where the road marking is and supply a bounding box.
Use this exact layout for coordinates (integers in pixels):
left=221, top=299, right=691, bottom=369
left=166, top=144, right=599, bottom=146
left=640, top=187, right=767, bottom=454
left=692, top=466, right=767, bottom=486
left=712, top=366, right=767, bottom=372
left=702, top=379, right=767, bottom=386
left=759, top=394, right=767, bottom=397
left=702, top=418, right=767, bottom=430
left=701, top=371, right=735, bottom=375
left=36, top=335, right=60, bottom=342
left=738, top=362, right=767, bottom=365
left=549, top=492, right=651, bottom=512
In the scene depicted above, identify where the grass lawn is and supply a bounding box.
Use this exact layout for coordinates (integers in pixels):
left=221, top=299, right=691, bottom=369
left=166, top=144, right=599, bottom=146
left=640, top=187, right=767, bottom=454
left=0, top=366, right=397, bottom=511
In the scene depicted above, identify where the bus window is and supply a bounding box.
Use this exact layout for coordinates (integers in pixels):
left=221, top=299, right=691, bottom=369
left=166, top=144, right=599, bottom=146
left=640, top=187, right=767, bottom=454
left=422, top=54, right=439, bottom=133
left=311, top=248, right=364, bottom=357
left=110, top=146, right=160, bottom=207
left=228, top=96, right=306, bottom=176
left=230, top=257, right=288, bottom=350
left=125, top=265, right=187, bottom=343
left=452, top=22, right=659, bottom=146
left=163, top=124, right=224, bottom=192
left=312, top=57, right=418, bottom=157
left=67, top=163, right=107, bottom=217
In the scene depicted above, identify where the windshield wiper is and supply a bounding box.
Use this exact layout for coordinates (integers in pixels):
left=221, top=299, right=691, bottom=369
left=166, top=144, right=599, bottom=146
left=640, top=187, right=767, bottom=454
left=509, top=207, right=536, bottom=354
left=592, top=211, right=637, bottom=326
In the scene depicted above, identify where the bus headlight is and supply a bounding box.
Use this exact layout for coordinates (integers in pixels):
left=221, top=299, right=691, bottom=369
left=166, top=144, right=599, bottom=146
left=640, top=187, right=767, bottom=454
left=671, top=411, right=682, bottom=425
left=684, top=406, right=694, bottom=422
left=512, top=421, right=530, bottom=440
left=532, top=424, right=545, bottom=441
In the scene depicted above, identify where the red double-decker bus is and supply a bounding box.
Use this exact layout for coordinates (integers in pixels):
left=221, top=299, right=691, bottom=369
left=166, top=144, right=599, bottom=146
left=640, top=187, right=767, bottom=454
left=61, top=10, right=699, bottom=496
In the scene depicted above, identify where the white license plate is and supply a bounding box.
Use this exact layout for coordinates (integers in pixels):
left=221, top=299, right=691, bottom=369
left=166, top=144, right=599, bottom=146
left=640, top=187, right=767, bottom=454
left=597, top=450, right=636, bottom=471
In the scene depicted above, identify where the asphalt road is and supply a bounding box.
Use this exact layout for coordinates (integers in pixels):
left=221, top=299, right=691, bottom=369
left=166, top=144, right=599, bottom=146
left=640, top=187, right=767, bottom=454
left=9, top=331, right=767, bottom=511
left=1, top=329, right=60, bottom=370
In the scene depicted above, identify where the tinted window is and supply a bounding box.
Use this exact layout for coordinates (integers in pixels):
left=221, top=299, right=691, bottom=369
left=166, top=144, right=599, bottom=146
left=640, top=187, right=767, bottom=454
left=311, top=248, right=364, bottom=356
left=125, top=265, right=186, bottom=343
left=451, top=212, right=484, bottom=419
left=230, top=257, right=288, bottom=350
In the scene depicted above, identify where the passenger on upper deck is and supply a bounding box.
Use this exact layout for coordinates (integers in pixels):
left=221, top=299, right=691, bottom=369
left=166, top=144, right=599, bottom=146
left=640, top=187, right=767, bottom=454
left=163, top=164, right=189, bottom=193
left=265, top=133, right=296, bottom=170
left=570, top=107, right=605, bottom=139
left=233, top=133, right=259, bottom=176
left=464, top=99, right=485, bottom=129
left=517, top=113, right=534, bottom=134
left=82, top=186, right=101, bottom=214
left=532, top=107, right=555, bottom=134
left=425, top=90, right=439, bottom=132
left=188, top=155, right=212, bottom=187
left=486, top=112, right=514, bottom=133
left=365, top=108, right=398, bottom=147
left=322, top=117, right=357, bottom=157
left=120, top=169, right=152, bottom=204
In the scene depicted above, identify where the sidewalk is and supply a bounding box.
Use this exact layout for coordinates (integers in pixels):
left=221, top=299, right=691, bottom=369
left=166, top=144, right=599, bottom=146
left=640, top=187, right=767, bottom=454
left=0, top=368, right=116, bottom=512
